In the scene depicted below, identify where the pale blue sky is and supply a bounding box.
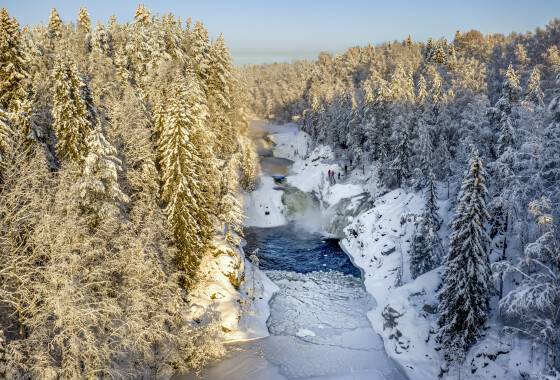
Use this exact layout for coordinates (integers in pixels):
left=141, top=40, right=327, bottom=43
left=4, top=0, right=560, bottom=65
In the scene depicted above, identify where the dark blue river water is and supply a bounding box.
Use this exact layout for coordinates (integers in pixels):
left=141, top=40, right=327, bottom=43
left=243, top=223, right=361, bottom=277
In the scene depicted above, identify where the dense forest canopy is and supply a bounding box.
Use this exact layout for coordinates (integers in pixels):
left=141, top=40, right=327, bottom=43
left=0, top=5, right=260, bottom=379
left=241, top=18, right=560, bottom=375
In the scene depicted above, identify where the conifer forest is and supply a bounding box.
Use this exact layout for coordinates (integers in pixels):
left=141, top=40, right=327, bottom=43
left=1, top=3, right=560, bottom=380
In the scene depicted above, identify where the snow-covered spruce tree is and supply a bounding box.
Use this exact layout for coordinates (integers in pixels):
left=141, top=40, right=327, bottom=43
left=417, top=122, right=433, bottom=186
left=77, top=123, right=129, bottom=224
left=208, top=33, right=236, bottom=158
left=191, top=21, right=212, bottom=93
left=436, top=148, right=492, bottom=367
left=239, top=137, right=260, bottom=192
left=391, top=115, right=412, bottom=188
left=543, top=72, right=560, bottom=211
left=495, top=63, right=521, bottom=115
left=183, top=69, right=220, bottom=239
left=495, top=197, right=560, bottom=375
left=0, top=8, right=28, bottom=116
left=159, top=79, right=211, bottom=283
left=487, top=64, right=522, bottom=286
left=219, top=155, right=244, bottom=246
left=126, top=4, right=156, bottom=91
left=432, top=41, right=446, bottom=64
left=410, top=171, right=443, bottom=278
left=416, top=74, right=428, bottom=105
left=0, top=108, right=13, bottom=168
left=446, top=43, right=457, bottom=71
left=77, top=7, right=91, bottom=35
left=425, top=37, right=434, bottom=60
left=52, top=56, right=90, bottom=164
left=91, top=20, right=113, bottom=56
left=525, top=66, right=545, bottom=108
left=47, top=7, right=63, bottom=41
left=390, top=64, right=415, bottom=103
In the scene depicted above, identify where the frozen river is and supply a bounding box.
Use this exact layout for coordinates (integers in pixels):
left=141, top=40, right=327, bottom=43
left=175, top=121, right=405, bottom=379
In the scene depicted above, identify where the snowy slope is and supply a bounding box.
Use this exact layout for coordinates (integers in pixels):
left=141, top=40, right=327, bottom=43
left=340, top=189, right=443, bottom=379
left=341, top=188, right=545, bottom=379
left=273, top=130, right=311, bottom=161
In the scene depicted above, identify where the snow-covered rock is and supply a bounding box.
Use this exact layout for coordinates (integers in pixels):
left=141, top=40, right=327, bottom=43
left=244, top=176, right=286, bottom=227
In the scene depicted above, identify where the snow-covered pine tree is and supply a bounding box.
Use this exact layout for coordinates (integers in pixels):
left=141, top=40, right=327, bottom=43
left=436, top=147, right=492, bottom=366
left=495, top=197, right=559, bottom=375
left=410, top=171, right=443, bottom=278
left=159, top=79, right=210, bottom=282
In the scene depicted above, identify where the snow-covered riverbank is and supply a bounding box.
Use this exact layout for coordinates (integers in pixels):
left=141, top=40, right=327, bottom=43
left=262, top=121, right=544, bottom=379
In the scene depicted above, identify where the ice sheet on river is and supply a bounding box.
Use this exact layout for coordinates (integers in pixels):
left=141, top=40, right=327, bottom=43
left=253, top=270, right=405, bottom=380
left=177, top=269, right=405, bottom=380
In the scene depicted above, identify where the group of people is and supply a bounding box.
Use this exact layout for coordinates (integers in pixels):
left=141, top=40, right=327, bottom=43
left=327, top=169, right=339, bottom=185
left=327, top=160, right=351, bottom=186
